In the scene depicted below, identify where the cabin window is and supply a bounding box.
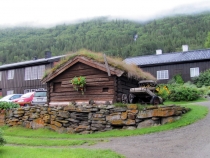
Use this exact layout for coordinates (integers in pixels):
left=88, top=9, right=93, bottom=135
left=7, top=90, right=14, bottom=95
left=190, top=67, right=199, bottom=77
left=102, top=87, right=109, bottom=92
left=0, top=71, right=1, bottom=81
left=8, top=70, right=14, bottom=80
left=157, top=70, right=169, bottom=80
left=24, top=65, right=45, bottom=80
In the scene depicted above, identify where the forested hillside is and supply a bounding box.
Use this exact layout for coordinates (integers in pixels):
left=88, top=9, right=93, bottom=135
left=0, top=12, right=210, bottom=65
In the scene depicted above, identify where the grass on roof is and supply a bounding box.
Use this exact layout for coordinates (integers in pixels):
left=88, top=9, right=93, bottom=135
left=43, top=49, right=156, bottom=81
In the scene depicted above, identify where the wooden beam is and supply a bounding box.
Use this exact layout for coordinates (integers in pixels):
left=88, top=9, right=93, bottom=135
left=103, top=54, right=111, bottom=76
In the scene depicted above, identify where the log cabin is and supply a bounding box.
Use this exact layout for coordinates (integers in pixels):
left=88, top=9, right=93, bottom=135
left=41, top=50, right=155, bottom=106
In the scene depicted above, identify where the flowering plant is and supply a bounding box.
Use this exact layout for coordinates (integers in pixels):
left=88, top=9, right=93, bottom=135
left=70, top=76, right=86, bottom=94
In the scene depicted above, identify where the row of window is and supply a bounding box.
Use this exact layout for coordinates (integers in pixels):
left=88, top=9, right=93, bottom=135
left=7, top=88, right=46, bottom=95
left=157, top=67, right=199, bottom=80
left=0, top=65, right=45, bottom=81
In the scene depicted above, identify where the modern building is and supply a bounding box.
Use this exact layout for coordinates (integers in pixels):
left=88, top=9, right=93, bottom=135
left=0, top=51, right=64, bottom=96
left=124, top=45, right=210, bottom=83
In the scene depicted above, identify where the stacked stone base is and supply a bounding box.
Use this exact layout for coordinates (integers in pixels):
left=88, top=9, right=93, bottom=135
left=3, top=104, right=190, bottom=134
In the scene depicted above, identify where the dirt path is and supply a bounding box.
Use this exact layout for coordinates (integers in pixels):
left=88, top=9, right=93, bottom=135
left=84, top=101, right=210, bottom=158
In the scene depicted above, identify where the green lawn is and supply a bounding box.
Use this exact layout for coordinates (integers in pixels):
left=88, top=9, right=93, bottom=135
left=0, top=146, right=125, bottom=158
left=0, top=101, right=208, bottom=158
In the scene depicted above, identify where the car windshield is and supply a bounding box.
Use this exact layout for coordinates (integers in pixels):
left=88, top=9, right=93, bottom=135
left=34, top=91, right=47, bottom=97
left=21, top=92, right=33, bottom=98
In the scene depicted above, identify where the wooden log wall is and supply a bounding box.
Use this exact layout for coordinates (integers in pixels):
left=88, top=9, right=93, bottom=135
left=49, top=62, right=116, bottom=103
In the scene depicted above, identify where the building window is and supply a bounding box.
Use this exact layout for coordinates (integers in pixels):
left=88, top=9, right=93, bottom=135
left=25, top=67, right=31, bottom=80
left=7, top=90, right=14, bottom=95
left=0, top=71, right=1, bottom=81
left=8, top=70, right=14, bottom=80
left=31, top=66, right=38, bottom=80
left=157, top=70, right=169, bottom=80
left=24, top=65, right=45, bottom=80
left=190, top=67, right=199, bottom=77
left=38, top=65, right=45, bottom=79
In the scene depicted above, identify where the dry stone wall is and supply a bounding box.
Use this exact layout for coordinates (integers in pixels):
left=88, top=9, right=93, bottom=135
left=3, top=104, right=190, bottom=134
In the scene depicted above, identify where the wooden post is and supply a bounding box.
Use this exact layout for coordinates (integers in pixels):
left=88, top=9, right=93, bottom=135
left=103, top=54, right=111, bottom=76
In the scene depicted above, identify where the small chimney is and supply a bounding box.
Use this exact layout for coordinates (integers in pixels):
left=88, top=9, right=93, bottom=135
left=45, top=51, right=52, bottom=59
left=182, top=45, right=188, bottom=52
left=156, top=49, right=162, bottom=55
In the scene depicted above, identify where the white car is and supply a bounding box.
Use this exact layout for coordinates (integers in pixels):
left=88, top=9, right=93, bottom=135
left=0, top=94, right=23, bottom=102
left=31, top=90, right=47, bottom=105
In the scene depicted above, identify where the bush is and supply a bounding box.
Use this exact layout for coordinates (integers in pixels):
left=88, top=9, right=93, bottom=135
left=193, top=69, right=210, bottom=88
left=0, top=102, right=20, bottom=110
left=168, top=85, right=200, bottom=101
left=156, top=84, right=170, bottom=101
left=168, top=74, right=184, bottom=84
left=0, top=129, right=6, bottom=146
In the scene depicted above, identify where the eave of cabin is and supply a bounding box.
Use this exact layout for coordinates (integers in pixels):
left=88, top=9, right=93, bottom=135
left=41, top=56, right=124, bottom=83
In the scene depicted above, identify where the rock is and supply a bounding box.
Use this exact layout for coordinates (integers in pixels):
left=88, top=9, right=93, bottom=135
left=64, top=105, right=76, bottom=111
left=106, top=114, right=121, bottom=121
left=30, top=113, right=39, bottom=119
left=153, top=108, right=176, bottom=117
left=93, top=113, right=104, bottom=118
left=137, top=119, right=160, bottom=128
left=161, top=116, right=181, bottom=124
left=124, top=119, right=135, bottom=125
left=66, top=127, right=75, bottom=133
left=121, top=112, right=127, bottom=120
left=75, top=125, right=90, bottom=132
left=92, top=120, right=107, bottom=124
left=127, top=109, right=138, bottom=114
left=127, top=104, right=138, bottom=110
left=58, top=111, right=70, bottom=118
left=110, top=120, right=124, bottom=126
left=53, top=121, right=62, bottom=127
left=137, top=110, right=153, bottom=119
left=106, top=105, right=115, bottom=109
left=31, top=118, right=45, bottom=129
left=127, top=113, right=136, bottom=120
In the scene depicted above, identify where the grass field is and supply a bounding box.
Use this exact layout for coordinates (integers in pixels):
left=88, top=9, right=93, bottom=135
left=0, top=102, right=208, bottom=158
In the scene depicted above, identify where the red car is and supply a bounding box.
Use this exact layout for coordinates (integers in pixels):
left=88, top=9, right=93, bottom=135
left=12, top=92, right=34, bottom=106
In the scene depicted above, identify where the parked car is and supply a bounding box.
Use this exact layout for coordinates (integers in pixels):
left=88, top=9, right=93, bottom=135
left=31, top=89, right=47, bottom=105
left=0, top=94, right=23, bottom=102
left=12, top=92, right=34, bottom=106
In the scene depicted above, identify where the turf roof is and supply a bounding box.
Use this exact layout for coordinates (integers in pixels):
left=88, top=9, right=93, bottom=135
left=42, top=49, right=156, bottom=81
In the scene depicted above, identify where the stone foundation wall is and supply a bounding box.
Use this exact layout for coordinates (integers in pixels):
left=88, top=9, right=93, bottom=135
left=3, top=104, right=190, bottom=134
left=0, top=111, right=5, bottom=126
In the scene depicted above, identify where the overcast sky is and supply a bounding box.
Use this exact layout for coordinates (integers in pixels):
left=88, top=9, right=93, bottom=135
left=0, top=0, right=210, bottom=27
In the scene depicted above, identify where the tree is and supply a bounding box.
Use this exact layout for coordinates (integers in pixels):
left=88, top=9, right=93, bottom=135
left=204, top=32, right=210, bottom=48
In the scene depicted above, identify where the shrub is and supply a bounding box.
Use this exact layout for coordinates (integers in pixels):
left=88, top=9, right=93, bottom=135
left=0, top=102, right=20, bottom=110
left=156, top=84, right=170, bottom=101
left=0, top=129, right=6, bottom=146
left=168, top=74, right=184, bottom=84
left=193, top=69, right=210, bottom=88
left=168, top=85, right=200, bottom=101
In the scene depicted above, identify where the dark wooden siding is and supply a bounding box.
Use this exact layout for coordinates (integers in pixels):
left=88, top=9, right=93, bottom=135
left=116, top=76, right=139, bottom=102
left=49, top=62, right=116, bottom=103
left=140, top=60, right=210, bottom=84
left=0, top=63, right=51, bottom=96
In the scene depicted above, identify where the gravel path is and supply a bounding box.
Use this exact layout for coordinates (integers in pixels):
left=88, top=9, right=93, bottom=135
left=85, top=101, right=210, bottom=158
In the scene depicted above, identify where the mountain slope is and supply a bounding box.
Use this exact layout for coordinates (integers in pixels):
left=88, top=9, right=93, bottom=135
left=0, top=12, right=210, bottom=65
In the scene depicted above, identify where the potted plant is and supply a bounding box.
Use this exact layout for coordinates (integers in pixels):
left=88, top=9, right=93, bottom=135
left=70, top=76, right=86, bottom=94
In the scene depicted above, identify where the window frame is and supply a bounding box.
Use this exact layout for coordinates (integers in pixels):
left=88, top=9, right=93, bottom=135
left=157, top=70, right=169, bottom=80
left=8, top=70, right=14, bottom=80
left=190, top=67, right=199, bottom=77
